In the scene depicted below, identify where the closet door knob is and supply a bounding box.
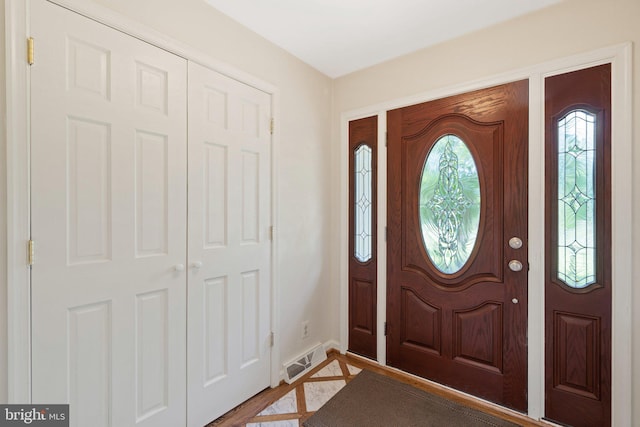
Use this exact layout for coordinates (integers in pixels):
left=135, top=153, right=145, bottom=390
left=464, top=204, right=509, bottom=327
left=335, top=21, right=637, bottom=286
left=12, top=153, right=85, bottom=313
left=191, top=261, right=203, bottom=269
left=174, top=264, right=185, bottom=272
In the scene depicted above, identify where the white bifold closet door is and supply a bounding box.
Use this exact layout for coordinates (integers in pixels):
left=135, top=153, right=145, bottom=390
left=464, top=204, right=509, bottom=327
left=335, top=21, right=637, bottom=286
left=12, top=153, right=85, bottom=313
left=186, top=62, right=272, bottom=427
left=30, top=2, right=273, bottom=426
left=30, top=1, right=188, bottom=426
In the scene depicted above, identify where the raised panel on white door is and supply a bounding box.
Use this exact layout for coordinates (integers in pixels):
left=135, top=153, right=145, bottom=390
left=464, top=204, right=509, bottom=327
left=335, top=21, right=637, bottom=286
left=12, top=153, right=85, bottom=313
left=205, top=87, right=228, bottom=128
left=69, top=301, right=112, bottom=427
left=66, top=37, right=111, bottom=99
left=136, top=61, right=168, bottom=115
left=135, top=131, right=168, bottom=257
left=241, top=99, right=260, bottom=137
left=241, top=270, right=259, bottom=366
left=241, top=150, right=259, bottom=244
left=67, top=117, right=112, bottom=265
left=136, top=290, right=169, bottom=421
left=204, top=143, right=228, bottom=248
left=204, top=277, right=228, bottom=385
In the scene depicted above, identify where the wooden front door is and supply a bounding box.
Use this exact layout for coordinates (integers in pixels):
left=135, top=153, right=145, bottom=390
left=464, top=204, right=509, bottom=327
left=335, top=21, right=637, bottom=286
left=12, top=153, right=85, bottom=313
left=386, top=80, right=529, bottom=411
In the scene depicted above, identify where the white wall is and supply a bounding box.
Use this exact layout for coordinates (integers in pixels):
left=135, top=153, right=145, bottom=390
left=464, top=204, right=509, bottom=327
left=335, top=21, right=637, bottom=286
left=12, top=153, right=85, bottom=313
left=331, top=0, right=638, bottom=423
left=0, top=0, right=334, bottom=400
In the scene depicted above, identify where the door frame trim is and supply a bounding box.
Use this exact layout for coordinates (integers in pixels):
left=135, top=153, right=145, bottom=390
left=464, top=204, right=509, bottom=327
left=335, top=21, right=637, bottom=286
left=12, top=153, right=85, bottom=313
left=339, top=43, right=632, bottom=424
left=5, top=0, right=282, bottom=403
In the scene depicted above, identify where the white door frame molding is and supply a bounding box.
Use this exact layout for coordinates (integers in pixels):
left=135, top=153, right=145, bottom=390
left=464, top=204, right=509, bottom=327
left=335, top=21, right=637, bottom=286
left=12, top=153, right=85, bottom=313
left=339, top=43, right=632, bottom=424
left=5, top=0, right=31, bottom=404
left=4, top=0, right=282, bottom=402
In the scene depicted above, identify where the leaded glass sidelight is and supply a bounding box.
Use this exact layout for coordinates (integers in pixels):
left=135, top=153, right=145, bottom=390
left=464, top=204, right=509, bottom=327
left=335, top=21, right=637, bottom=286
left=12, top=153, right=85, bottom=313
left=354, top=144, right=373, bottom=262
left=557, top=110, right=597, bottom=288
left=419, top=135, right=480, bottom=274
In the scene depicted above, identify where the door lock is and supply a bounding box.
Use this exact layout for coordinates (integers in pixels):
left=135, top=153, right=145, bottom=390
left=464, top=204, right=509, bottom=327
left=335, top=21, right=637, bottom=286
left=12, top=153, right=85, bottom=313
left=508, top=260, right=523, bottom=272
left=509, top=237, right=523, bottom=249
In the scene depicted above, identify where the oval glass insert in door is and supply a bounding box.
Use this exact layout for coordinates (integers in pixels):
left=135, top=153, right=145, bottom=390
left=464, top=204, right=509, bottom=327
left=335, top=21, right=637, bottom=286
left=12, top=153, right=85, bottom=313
left=419, top=134, right=481, bottom=274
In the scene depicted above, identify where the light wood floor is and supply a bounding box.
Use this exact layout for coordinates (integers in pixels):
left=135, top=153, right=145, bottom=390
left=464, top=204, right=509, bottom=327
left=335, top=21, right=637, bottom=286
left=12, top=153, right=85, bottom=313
left=208, top=350, right=550, bottom=427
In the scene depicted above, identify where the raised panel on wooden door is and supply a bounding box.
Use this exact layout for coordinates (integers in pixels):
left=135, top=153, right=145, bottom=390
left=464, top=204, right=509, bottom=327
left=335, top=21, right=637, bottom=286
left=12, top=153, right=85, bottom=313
left=31, top=2, right=188, bottom=427
left=400, top=287, right=441, bottom=355
left=553, top=312, right=600, bottom=399
left=453, top=302, right=503, bottom=373
left=350, top=278, right=375, bottom=335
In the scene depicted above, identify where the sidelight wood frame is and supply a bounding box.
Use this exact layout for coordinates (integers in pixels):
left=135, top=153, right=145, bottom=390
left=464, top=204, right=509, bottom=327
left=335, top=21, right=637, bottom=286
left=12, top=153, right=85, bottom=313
left=5, top=0, right=282, bottom=404
left=339, top=43, right=632, bottom=424
left=348, top=116, right=379, bottom=360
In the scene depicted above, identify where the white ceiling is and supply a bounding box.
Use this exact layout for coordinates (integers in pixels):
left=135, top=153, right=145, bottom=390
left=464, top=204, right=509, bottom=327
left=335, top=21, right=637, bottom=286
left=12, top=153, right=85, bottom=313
left=203, top=0, right=562, bottom=78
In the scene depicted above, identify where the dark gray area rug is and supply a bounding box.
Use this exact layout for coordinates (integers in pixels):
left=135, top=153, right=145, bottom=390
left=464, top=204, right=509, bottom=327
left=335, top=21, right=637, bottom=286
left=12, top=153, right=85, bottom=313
left=303, top=369, right=521, bottom=427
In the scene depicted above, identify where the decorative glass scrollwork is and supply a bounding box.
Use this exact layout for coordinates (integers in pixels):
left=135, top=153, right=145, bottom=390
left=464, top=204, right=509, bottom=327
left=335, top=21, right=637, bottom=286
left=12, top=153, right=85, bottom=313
left=354, top=144, right=372, bottom=262
left=420, top=135, right=480, bottom=274
left=557, top=110, right=597, bottom=288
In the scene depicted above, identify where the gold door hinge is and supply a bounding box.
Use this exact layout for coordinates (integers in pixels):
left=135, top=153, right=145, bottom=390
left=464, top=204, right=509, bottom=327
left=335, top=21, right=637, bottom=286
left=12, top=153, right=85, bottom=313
left=270, top=118, right=274, bottom=135
left=269, top=226, right=274, bottom=241
left=27, top=37, right=34, bottom=65
left=269, top=332, right=275, bottom=347
left=27, top=240, right=35, bottom=266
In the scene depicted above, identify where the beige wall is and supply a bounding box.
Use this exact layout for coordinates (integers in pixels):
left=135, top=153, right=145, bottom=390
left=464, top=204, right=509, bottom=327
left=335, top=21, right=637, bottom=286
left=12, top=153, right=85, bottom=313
left=332, top=0, right=638, bottom=423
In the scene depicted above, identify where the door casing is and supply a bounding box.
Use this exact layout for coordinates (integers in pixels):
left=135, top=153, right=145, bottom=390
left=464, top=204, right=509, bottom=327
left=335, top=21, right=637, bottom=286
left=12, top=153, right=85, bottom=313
left=339, top=45, right=632, bottom=423
left=4, top=0, right=281, bottom=404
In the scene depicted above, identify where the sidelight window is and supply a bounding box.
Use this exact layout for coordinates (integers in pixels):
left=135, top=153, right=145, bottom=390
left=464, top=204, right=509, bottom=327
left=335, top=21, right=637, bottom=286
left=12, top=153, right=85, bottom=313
left=557, top=110, right=597, bottom=288
left=354, top=144, right=373, bottom=262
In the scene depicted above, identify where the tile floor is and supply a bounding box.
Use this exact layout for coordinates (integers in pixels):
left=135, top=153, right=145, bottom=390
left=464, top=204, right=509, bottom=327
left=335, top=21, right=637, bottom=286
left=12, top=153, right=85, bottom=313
left=209, top=354, right=363, bottom=427
left=246, top=359, right=361, bottom=426
left=208, top=351, right=544, bottom=427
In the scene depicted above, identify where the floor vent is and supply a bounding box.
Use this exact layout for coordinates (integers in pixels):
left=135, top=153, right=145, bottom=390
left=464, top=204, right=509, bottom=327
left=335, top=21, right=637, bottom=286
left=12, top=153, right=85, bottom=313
left=283, top=344, right=327, bottom=384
